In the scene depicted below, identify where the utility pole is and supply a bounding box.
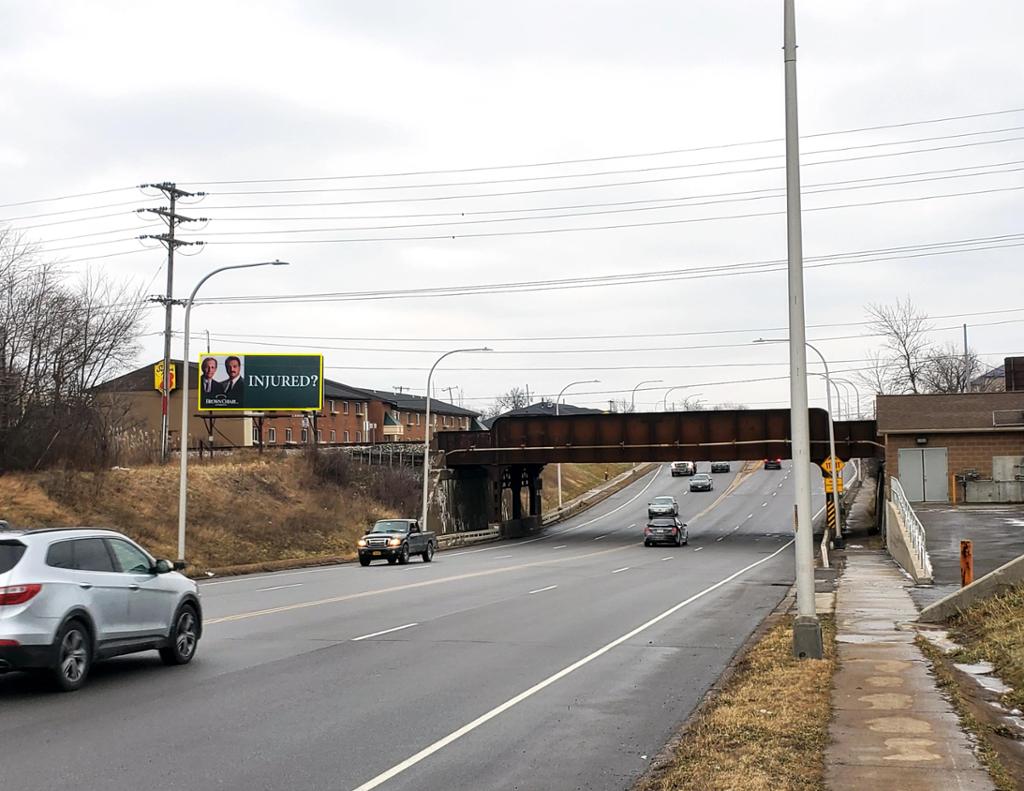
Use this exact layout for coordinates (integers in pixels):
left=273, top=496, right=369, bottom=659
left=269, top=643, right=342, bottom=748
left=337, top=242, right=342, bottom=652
left=784, top=0, right=823, bottom=659
left=394, top=385, right=408, bottom=394
left=963, top=323, right=970, bottom=392
left=441, top=385, right=458, bottom=403
left=138, top=182, right=206, bottom=463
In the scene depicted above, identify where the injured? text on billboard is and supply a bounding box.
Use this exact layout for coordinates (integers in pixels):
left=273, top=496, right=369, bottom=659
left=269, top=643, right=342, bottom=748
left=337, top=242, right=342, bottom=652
left=198, top=353, right=323, bottom=411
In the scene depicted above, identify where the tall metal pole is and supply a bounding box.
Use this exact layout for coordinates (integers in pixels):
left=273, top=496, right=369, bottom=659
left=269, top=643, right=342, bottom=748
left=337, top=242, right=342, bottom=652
left=630, top=379, right=663, bottom=412
left=555, top=379, right=599, bottom=507
left=963, top=322, right=970, bottom=391
left=662, top=386, right=703, bottom=412
left=783, top=0, right=822, bottom=658
left=176, top=261, right=288, bottom=562
left=420, top=348, right=491, bottom=533
left=160, top=188, right=176, bottom=464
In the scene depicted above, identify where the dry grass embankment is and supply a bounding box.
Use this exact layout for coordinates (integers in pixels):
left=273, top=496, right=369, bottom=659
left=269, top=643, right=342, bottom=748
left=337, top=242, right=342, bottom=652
left=949, top=584, right=1024, bottom=712
left=0, top=451, right=417, bottom=572
left=539, top=462, right=635, bottom=506
left=636, top=616, right=836, bottom=791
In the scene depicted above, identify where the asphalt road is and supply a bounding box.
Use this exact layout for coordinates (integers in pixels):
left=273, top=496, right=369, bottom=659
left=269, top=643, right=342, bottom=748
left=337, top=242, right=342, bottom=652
left=1, top=461, right=830, bottom=791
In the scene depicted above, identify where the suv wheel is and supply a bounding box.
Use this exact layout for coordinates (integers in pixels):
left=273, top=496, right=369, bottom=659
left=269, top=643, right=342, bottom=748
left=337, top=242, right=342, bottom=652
left=51, top=619, right=91, bottom=692
left=422, top=542, right=434, bottom=563
left=397, top=544, right=410, bottom=565
left=359, top=556, right=371, bottom=567
left=160, top=604, right=199, bottom=666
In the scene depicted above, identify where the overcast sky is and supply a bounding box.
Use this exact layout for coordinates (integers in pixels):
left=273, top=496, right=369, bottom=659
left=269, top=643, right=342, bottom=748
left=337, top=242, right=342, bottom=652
left=2, top=1, right=1022, bottom=414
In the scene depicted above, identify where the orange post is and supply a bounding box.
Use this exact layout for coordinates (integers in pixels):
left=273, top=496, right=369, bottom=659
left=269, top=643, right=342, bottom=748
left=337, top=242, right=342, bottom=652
left=960, top=540, right=974, bottom=587
left=950, top=474, right=957, bottom=505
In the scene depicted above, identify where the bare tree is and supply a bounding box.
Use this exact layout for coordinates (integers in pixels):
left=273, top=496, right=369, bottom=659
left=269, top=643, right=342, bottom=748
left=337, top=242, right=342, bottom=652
left=920, top=342, right=978, bottom=394
left=0, top=229, right=147, bottom=470
left=866, top=298, right=932, bottom=394
left=484, top=385, right=531, bottom=418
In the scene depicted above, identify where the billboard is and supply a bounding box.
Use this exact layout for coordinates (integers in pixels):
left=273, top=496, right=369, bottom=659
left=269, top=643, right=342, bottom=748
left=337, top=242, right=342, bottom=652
left=197, top=353, right=323, bottom=411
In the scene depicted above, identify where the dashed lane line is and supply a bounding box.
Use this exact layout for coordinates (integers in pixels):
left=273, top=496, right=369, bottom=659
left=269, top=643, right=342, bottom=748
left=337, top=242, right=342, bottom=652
left=611, top=567, right=630, bottom=574
left=351, top=623, right=418, bottom=642
left=255, top=583, right=303, bottom=592
left=529, top=585, right=558, bottom=595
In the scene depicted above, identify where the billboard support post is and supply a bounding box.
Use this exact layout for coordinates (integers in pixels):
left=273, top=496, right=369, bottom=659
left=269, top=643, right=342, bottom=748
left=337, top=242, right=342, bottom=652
left=176, top=261, right=289, bottom=564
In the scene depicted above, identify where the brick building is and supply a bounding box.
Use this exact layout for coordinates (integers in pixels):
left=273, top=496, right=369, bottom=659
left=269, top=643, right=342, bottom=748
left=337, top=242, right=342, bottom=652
left=876, top=391, right=1024, bottom=503
left=93, top=360, right=480, bottom=451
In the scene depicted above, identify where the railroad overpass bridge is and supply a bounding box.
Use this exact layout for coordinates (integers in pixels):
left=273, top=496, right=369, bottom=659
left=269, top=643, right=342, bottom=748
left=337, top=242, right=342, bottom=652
left=429, top=409, right=880, bottom=535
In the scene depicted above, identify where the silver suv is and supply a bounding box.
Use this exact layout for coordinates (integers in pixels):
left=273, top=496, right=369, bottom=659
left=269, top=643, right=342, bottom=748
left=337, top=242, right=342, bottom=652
left=0, top=527, right=202, bottom=691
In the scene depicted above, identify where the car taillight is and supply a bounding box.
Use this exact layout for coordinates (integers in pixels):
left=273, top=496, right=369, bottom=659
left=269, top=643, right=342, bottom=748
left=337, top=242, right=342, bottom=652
left=0, top=584, right=42, bottom=606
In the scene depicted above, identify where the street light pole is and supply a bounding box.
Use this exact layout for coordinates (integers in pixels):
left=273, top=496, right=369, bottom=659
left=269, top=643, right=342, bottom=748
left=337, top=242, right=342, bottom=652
left=177, top=260, right=289, bottom=563
left=663, top=386, right=704, bottom=412
left=555, top=379, right=599, bottom=507
left=421, top=347, right=491, bottom=533
left=630, top=379, right=663, bottom=412
left=833, top=377, right=860, bottom=419
left=781, top=0, right=822, bottom=659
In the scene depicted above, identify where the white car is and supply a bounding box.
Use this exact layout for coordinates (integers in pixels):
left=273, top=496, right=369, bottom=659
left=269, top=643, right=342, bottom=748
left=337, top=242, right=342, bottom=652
left=0, top=527, right=202, bottom=691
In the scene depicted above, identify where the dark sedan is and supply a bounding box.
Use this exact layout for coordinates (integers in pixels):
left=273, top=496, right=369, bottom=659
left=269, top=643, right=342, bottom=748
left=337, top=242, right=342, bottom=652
left=764, top=458, right=783, bottom=470
left=643, top=517, right=688, bottom=547
left=689, top=473, right=714, bottom=492
left=710, top=461, right=731, bottom=473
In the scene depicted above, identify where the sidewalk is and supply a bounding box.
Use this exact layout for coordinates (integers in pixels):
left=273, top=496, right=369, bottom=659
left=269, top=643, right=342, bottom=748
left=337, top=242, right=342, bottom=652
left=825, top=549, right=995, bottom=789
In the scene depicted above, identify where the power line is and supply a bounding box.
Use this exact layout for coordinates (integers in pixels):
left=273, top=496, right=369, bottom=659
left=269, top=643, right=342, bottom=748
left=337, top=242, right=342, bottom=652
left=0, top=185, right=138, bottom=210
left=194, top=135, right=1024, bottom=211
left=182, top=106, right=1024, bottom=186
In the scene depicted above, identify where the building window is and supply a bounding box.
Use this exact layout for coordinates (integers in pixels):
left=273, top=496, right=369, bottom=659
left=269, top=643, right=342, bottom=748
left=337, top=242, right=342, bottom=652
left=416, top=413, right=421, bottom=426
left=317, top=430, right=323, bottom=444
left=330, top=400, right=336, bottom=414
left=268, top=428, right=277, bottom=444
left=252, top=425, right=260, bottom=443
left=356, top=431, right=362, bottom=443
left=285, top=428, right=293, bottom=443
left=343, top=401, right=349, bottom=415
left=330, top=430, right=336, bottom=442
left=344, top=430, right=350, bottom=443
left=301, top=428, right=308, bottom=443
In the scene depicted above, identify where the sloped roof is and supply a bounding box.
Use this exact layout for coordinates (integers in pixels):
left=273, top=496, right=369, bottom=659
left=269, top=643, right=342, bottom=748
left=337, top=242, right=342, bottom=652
left=358, top=387, right=479, bottom=417
left=491, top=400, right=602, bottom=420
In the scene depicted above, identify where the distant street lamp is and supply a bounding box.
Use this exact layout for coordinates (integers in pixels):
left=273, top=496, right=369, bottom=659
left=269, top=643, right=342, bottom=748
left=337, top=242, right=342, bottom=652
left=421, top=347, right=492, bottom=533
left=663, top=386, right=704, bottom=412
left=630, top=379, right=663, bottom=412
left=755, top=337, right=842, bottom=559
left=177, top=261, right=289, bottom=562
left=555, top=379, right=599, bottom=507
left=833, top=377, right=861, bottom=419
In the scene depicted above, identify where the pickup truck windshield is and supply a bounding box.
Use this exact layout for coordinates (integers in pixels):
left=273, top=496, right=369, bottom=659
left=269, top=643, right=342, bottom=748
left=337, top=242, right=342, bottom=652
left=371, top=521, right=410, bottom=533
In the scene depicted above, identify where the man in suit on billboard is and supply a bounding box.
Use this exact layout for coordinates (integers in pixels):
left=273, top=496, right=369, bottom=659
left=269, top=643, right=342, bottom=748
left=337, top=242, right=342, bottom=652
left=221, top=355, right=245, bottom=403
left=199, top=356, right=223, bottom=408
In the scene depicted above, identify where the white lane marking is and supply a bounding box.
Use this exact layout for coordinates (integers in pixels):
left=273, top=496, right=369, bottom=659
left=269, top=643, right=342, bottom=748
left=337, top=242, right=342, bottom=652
left=493, top=555, right=513, bottom=560
left=772, top=492, right=777, bottom=497
left=661, top=557, right=673, bottom=561
left=552, top=545, right=567, bottom=550
left=593, top=535, right=606, bottom=541
left=351, top=623, right=418, bottom=642
left=746, top=514, right=754, bottom=519
left=693, top=547, right=704, bottom=552
left=350, top=540, right=794, bottom=791
left=255, top=583, right=303, bottom=592
left=715, top=536, right=725, bottom=542
left=611, top=567, right=630, bottom=574
left=761, top=502, right=768, bottom=507
left=529, top=585, right=558, bottom=595
left=202, top=566, right=340, bottom=587
left=629, top=523, right=636, bottom=528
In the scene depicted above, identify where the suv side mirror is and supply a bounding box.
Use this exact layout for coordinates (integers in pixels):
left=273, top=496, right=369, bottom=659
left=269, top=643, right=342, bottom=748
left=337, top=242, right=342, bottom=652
left=173, top=560, right=187, bottom=571
left=153, top=559, right=174, bottom=574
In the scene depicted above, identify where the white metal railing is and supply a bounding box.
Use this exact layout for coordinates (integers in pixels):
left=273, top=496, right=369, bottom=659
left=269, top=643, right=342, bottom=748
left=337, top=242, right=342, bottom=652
left=890, top=477, right=933, bottom=579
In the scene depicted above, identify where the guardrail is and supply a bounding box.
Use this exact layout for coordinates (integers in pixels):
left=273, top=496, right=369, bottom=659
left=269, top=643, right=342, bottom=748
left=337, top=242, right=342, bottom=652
left=890, top=477, right=933, bottom=579
left=436, top=527, right=500, bottom=549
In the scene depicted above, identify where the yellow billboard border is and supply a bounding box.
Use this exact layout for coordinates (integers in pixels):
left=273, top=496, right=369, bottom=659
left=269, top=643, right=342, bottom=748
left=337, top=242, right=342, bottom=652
left=197, top=352, right=324, bottom=412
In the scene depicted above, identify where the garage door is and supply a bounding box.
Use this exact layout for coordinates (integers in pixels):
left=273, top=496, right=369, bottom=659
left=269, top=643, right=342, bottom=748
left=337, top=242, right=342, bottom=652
left=897, top=447, right=949, bottom=502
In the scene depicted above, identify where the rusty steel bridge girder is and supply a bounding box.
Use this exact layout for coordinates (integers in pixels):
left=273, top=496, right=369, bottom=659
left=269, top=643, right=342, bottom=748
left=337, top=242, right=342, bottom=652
left=435, top=409, right=881, bottom=467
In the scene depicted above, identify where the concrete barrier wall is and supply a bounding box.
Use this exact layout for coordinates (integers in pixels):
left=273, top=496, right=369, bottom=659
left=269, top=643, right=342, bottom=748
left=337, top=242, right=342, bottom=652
left=919, top=552, right=1024, bottom=622
left=885, top=501, right=933, bottom=584
left=965, top=480, right=1024, bottom=503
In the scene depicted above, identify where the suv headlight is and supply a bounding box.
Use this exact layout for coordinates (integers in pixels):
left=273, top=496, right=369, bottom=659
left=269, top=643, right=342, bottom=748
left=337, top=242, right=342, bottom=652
left=388, top=538, right=402, bottom=547
left=357, top=539, right=367, bottom=547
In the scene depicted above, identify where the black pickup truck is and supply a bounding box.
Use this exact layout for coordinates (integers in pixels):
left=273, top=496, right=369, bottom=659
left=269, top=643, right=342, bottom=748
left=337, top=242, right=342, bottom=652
left=357, top=519, right=437, bottom=566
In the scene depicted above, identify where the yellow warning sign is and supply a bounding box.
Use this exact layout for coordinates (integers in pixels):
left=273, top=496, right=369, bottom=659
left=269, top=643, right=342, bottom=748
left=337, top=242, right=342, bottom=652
left=824, top=476, right=845, bottom=494
left=821, top=456, right=845, bottom=476
left=154, top=362, right=176, bottom=393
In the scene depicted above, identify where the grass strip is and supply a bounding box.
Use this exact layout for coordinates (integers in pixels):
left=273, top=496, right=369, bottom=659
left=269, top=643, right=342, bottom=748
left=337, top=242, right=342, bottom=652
left=636, top=615, right=836, bottom=791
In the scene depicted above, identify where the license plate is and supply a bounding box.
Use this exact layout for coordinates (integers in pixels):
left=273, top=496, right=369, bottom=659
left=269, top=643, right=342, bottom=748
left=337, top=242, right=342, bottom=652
left=372, top=551, right=382, bottom=556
